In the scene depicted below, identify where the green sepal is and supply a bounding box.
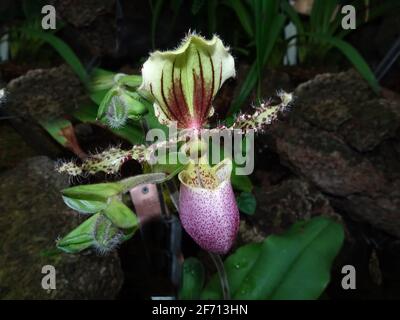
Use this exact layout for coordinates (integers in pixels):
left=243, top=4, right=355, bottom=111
left=118, top=74, right=142, bottom=88
left=103, top=198, right=139, bottom=229
left=56, top=213, right=99, bottom=253
left=97, top=88, right=118, bottom=120
left=61, top=183, right=123, bottom=214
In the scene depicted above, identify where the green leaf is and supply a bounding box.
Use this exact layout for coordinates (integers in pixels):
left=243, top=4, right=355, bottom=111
left=150, top=0, right=164, bottom=49
left=103, top=198, right=139, bottom=229
left=261, top=14, right=286, bottom=66
left=38, top=118, right=72, bottom=147
left=201, top=217, right=345, bottom=300
left=62, top=197, right=108, bottom=214
left=238, top=217, right=344, bottom=299
left=201, top=243, right=261, bottom=300
left=229, top=62, right=258, bottom=115
left=62, top=183, right=123, bottom=200
left=89, top=89, right=108, bottom=105
left=61, top=183, right=123, bottom=213
left=21, top=28, right=89, bottom=84
left=231, top=174, right=253, bottom=193
left=306, top=33, right=380, bottom=93
left=89, top=68, right=115, bottom=91
left=57, top=213, right=98, bottom=253
left=225, top=0, right=253, bottom=37
left=237, top=192, right=256, bottom=215
left=281, top=1, right=304, bottom=35
left=179, top=257, right=206, bottom=300
left=229, top=10, right=284, bottom=115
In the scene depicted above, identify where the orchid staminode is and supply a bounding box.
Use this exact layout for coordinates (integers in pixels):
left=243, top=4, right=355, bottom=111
left=57, top=33, right=293, bottom=254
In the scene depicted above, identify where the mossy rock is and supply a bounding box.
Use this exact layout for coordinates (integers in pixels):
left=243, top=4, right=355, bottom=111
left=0, top=156, right=123, bottom=299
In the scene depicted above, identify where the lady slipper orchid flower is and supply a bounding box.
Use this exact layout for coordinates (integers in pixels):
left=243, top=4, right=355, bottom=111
left=57, top=33, right=292, bottom=255
left=138, top=34, right=240, bottom=253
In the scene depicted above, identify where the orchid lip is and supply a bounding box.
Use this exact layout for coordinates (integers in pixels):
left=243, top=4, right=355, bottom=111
left=178, top=159, right=239, bottom=254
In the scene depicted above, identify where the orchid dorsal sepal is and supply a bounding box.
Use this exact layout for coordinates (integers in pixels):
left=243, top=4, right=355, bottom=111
left=139, top=33, right=235, bottom=129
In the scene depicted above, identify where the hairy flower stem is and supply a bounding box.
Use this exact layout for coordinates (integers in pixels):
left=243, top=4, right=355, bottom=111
left=118, top=173, right=166, bottom=193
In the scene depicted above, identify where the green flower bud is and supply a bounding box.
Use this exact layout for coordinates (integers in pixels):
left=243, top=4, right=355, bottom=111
left=56, top=213, right=99, bottom=253
left=121, top=93, right=148, bottom=119
left=92, top=214, right=124, bottom=255
left=103, top=198, right=139, bottom=229
left=90, top=72, right=115, bottom=91
left=106, top=95, right=128, bottom=129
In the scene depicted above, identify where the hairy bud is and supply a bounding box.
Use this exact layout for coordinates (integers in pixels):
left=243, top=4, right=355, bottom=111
left=92, top=214, right=124, bottom=255
left=106, top=96, right=128, bottom=129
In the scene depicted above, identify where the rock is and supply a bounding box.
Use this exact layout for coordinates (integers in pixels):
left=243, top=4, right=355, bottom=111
left=50, top=0, right=116, bottom=57
left=332, top=183, right=400, bottom=240
left=237, top=179, right=345, bottom=245
left=5, top=65, right=85, bottom=122
left=340, top=99, right=400, bottom=152
left=267, top=70, right=400, bottom=238
left=51, top=0, right=115, bottom=27
left=274, top=126, right=387, bottom=196
left=0, top=123, right=37, bottom=172
left=0, top=156, right=123, bottom=299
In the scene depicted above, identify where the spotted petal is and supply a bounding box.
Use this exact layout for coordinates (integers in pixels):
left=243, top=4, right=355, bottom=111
left=178, top=159, right=240, bottom=254
left=139, top=34, right=235, bottom=129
